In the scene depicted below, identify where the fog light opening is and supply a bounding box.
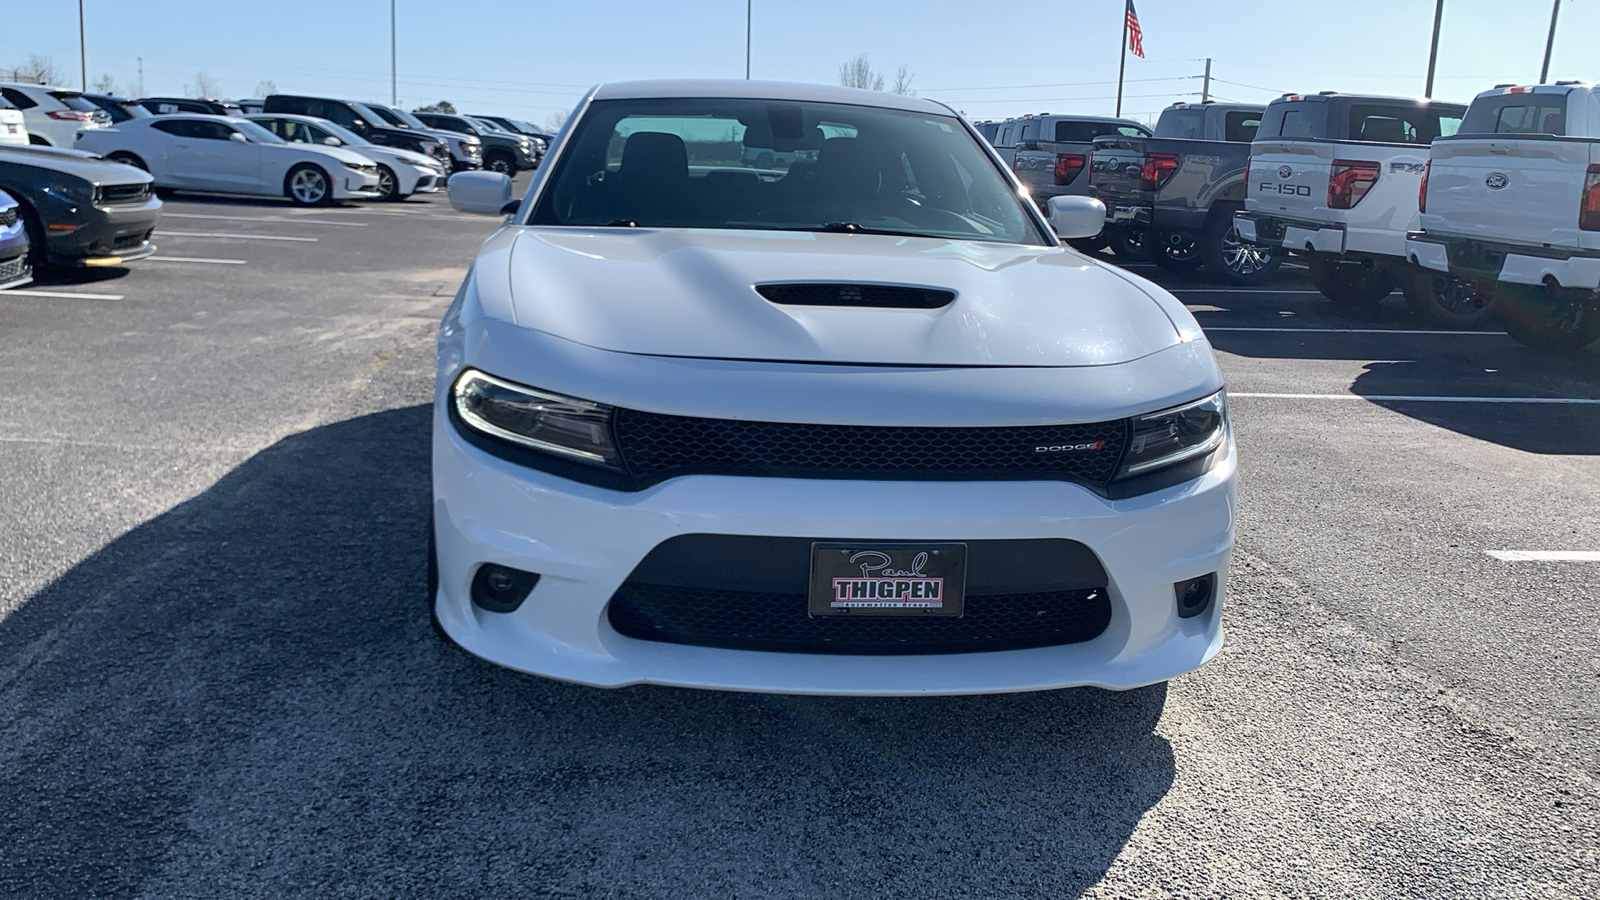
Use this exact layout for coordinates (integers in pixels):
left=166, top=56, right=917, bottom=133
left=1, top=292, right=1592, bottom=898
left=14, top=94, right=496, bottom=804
left=1174, top=573, right=1216, bottom=619
left=471, top=563, right=539, bottom=613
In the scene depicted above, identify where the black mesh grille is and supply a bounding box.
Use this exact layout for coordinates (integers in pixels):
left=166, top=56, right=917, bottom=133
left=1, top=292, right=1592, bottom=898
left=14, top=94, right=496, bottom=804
left=756, top=283, right=955, bottom=309
left=609, top=583, right=1111, bottom=654
left=614, top=411, right=1130, bottom=487
left=0, top=208, right=16, bottom=228
left=0, top=256, right=29, bottom=285
left=112, top=231, right=149, bottom=250
left=99, top=183, right=151, bottom=205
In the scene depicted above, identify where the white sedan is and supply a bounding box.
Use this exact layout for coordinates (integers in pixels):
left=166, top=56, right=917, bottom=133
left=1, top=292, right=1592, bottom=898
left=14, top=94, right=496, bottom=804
left=75, top=115, right=380, bottom=206
left=432, top=79, right=1236, bottom=696
left=248, top=113, right=445, bottom=201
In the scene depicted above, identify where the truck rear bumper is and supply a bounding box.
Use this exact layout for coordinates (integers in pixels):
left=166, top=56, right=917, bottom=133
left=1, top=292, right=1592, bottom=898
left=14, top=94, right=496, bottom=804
left=1237, top=213, right=1345, bottom=255
left=1106, top=204, right=1207, bottom=235
left=1406, top=231, right=1600, bottom=291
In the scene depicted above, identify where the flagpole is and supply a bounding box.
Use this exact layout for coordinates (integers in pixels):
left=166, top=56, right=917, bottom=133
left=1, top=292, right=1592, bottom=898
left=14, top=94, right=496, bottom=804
left=1116, top=4, right=1129, bottom=116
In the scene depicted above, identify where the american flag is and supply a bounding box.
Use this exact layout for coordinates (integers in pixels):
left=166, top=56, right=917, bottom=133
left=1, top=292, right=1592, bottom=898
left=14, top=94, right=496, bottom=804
left=1125, top=0, right=1145, bottom=58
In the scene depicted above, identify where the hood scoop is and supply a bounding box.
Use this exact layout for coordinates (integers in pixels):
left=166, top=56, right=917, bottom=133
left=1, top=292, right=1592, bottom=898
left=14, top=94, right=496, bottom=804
left=756, top=282, right=956, bottom=309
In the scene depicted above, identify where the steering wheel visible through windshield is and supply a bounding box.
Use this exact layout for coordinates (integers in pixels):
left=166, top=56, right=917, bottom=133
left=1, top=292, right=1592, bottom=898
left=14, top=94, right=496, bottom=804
left=528, top=97, right=1047, bottom=246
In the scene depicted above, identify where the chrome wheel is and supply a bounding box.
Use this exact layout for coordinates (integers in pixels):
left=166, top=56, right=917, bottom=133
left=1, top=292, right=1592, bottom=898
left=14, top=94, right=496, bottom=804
left=375, top=165, right=397, bottom=200
left=1219, top=225, right=1274, bottom=275
left=288, top=167, right=329, bottom=205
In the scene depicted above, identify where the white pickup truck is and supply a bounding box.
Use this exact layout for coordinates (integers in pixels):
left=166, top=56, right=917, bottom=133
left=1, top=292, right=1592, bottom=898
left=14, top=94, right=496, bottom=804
left=1406, top=82, right=1600, bottom=349
left=1235, top=93, right=1468, bottom=324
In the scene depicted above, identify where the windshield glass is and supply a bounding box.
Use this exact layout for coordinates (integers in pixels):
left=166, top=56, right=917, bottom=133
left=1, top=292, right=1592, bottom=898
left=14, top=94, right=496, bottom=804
left=119, top=101, right=151, bottom=118
left=530, top=97, right=1046, bottom=245
left=388, top=107, right=429, bottom=129
left=50, top=92, right=101, bottom=113
left=467, top=116, right=504, bottom=132
left=356, top=102, right=403, bottom=127
left=233, top=120, right=285, bottom=144
left=312, top=119, right=370, bottom=146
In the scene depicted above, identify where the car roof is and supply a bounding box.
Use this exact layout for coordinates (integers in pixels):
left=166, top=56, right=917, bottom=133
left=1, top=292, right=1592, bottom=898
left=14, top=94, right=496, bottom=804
left=590, top=79, right=953, bottom=115
left=1270, top=93, right=1464, bottom=108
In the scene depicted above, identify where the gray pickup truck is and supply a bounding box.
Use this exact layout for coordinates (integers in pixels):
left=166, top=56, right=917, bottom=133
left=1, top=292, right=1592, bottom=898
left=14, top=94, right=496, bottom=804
left=1090, top=102, right=1281, bottom=284
left=1006, top=114, right=1150, bottom=251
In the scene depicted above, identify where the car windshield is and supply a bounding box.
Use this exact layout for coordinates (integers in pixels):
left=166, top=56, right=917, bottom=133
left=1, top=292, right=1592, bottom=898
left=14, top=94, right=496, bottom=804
left=355, top=102, right=403, bottom=127
left=313, top=119, right=370, bottom=146
left=119, top=101, right=151, bottom=118
left=232, top=119, right=285, bottom=144
left=388, top=107, right=429, bottom=130
left=468, top=117, right=504, bottom=132
left=50, top=91, right=100, bottom=113
left=530, top=97, right=1046, bottom=246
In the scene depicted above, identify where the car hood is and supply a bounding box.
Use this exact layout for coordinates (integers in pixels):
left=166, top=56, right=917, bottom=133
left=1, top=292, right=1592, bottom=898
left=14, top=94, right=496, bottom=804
left=498, top=228, right=1184, bottom=367
left=0, top=143, right=154, bottom=184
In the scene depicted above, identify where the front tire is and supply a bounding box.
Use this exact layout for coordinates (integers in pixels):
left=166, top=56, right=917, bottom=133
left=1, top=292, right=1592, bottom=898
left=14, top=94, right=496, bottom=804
left=1308, top=257, right=1397, bottom=306
left=1201, top=213, right=1282, bottom=285
left=483, top=152, right=514, bottom=175
left=1494, top=282, right=1600, bottom=350
left=1400, top=268, right=1496, bottom=328
left=107, top=151, right=148, bottom=171
left=1107, top=227, right=1147, bottom=262
left=285, top=164, right=333, bottom=206
left=374, top=164, right=400, bottom=201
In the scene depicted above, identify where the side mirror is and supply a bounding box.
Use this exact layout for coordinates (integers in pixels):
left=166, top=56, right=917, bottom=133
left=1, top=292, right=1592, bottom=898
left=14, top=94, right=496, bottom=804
left=448, top=170, right=515, bottom=215
left=1047, top=195, right=1106, bottom=241
left=321, top=136, right=342, bottom=146
left=229, top=132, right=249, bottom=143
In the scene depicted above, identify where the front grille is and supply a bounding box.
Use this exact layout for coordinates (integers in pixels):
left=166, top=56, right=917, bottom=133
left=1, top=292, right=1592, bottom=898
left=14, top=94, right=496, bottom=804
left=612, top=411, right=1130, bottom=489
left=112, top=231, right=149, bottom=251
left=609, top=583, right=1111, bottom=654
left=0, top=255, right=30, bottom=285
left=757, top=283, right=956, bottom=309
left=98, top=183, right=151, bottom=206
left=0, top=207, right=16, bottom=228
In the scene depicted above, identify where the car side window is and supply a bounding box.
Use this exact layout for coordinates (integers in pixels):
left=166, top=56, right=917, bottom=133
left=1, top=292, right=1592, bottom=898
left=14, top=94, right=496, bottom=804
left=304, top=124, right=331, bottom=143
left=191, top=121, right=237, bottom=141
left=1224, top=112, right=1261, bottom=143
left=1, top=88, right=37, bottom=110
left=150, top=119, right=192, bottom=137
left=1018, top=121, right=1037, bottom=142
left=1278, top=109, right=1316, bottom=138
left=1492, top=103, right=1566, bottom=135
left=321, top=103, right=359, bottom=129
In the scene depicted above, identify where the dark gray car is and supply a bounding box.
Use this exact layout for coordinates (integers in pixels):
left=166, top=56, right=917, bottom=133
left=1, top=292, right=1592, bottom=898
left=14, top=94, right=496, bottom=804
left=0, top=145, right=161, bottom=269
left=413, top=112, right=535, bottom=174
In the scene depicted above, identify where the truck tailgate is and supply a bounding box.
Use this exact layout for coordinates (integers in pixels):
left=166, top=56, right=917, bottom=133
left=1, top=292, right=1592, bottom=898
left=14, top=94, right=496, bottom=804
left=1424, top=138, right=1597, bottom=249
left=1089, top=137, right=1148, bottom=205
left=1246, top=141, right=1330, bottom=221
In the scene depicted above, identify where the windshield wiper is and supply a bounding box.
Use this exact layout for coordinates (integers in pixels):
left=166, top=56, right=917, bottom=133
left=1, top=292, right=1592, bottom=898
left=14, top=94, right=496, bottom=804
left=815, top=222, right=935, bottom=239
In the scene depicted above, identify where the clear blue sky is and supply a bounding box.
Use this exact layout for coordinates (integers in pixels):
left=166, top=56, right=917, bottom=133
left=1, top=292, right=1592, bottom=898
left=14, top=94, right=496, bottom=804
left=5, top=0, right=1595, bottom=126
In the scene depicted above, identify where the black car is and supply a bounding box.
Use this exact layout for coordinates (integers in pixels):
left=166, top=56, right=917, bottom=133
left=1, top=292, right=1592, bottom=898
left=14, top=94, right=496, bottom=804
left=82, top=93, right=153, bottom=124
left=0, top=145, right=162, bottom=269
left=261, top=94, right=450, bottom=169
left=413, top=112, right=535, bottom=174
left=137, top=97, right=242, bottom=116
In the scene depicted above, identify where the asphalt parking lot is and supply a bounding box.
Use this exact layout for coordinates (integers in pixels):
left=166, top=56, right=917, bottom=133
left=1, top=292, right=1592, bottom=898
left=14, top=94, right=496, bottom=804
left=1, top=184, right=1597, bottom=898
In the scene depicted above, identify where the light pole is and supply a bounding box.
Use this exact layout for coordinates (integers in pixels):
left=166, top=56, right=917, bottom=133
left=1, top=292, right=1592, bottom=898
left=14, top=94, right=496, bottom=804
left=1539, top=0, right=1561, bottom=83
left=745, top=0, right=752, bottom=80
left=78, top=0, right=87, bottom=90
left=391, top=0, right=398, bottom=105
left=1424, top=0, right=1444, bottom=98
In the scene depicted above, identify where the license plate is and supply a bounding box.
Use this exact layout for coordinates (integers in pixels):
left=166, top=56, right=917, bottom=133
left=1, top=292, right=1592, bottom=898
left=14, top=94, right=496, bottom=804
left=808, top=542, right=967, bottom=617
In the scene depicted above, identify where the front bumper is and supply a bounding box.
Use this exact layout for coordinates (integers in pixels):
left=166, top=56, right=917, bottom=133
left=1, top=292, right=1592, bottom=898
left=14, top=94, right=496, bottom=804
left=432, top=406, right=1236, bottom=695
left=44, top=195, right=163, bottom=267
left=334, top=170, right=382, bottom=200
left=1406, top=230, right=1600, bottom=291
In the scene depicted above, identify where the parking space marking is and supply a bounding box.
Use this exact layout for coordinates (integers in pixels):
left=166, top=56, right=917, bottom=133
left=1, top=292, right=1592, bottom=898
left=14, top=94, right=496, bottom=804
left=1486, top=550, right=1600, bottom=562
left=1232, top=392, right=1600, bottom=405
left=1206, top=326, right=1504, bottom=336
left=157, top=231, right=318, bottom=242
left=145, top=256, right=248, bottom=265
left=0, top=289, right=124, bottom=300
left=163, top=213, right=367, bottom=227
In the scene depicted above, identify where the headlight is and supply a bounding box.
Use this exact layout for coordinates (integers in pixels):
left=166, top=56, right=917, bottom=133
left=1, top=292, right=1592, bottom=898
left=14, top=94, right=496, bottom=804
left=1116, top=391, right=1227, bottom=479
left=452, top=369, right=621, bottom=470
left=341, top=160, right=366, bottom=171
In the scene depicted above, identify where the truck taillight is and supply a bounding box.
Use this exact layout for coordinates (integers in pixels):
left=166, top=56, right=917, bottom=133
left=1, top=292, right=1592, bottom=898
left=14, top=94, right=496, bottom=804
left=1328, top=159, right=1380, bottom=210
left=1418, top=159, right=1431, bottom=213
left=1580, top=164, right=1600, bottom=232
left=1139, top=152, right=1179, bottom=191
left=1053, top=153, right=1086, bottom=185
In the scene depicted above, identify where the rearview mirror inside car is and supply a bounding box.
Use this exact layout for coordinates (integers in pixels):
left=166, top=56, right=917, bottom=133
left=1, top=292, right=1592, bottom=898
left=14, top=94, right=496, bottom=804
left=448, top=171, right=515, bottom=216
left=1047, top=195, right=1106, bottom=241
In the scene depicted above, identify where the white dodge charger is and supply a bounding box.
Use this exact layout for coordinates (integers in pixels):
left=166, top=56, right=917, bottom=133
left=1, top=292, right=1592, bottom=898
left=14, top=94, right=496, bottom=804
left=434, top=80, right=1235, bottom=695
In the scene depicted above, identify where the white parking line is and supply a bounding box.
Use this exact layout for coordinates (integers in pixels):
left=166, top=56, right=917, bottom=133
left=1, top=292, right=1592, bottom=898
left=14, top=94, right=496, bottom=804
left=1486, top=550, right=1600, bottom=562
left=157, top=231, right=318, bottom=242
left=0, top=289, right=124, bottom=300
left=1206, top=326, right=1503, bottom=336
left=162, top=213, right=367, bottom=227
left=1231, top=392, right=1600, bottom=405
left=144, top=256, right=248, bottom=265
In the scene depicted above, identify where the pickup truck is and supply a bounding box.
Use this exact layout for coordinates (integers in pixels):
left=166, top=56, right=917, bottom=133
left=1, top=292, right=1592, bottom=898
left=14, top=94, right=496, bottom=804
left=1406, top=82, right=1600, bottom=349
left=1235, top=93, right=1467, bottom=324
left=1008, top=114, right=1149, bottom=251
left=1089, top=102, right=1281, bottom=284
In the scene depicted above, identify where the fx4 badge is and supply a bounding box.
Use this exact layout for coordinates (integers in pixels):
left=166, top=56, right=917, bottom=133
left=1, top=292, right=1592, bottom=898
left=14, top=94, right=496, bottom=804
left=1486, top=172, right=1510, bottom=190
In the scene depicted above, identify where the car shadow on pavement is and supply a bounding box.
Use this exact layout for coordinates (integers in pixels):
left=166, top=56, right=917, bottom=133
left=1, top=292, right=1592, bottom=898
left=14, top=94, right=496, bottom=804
left=0, top=405, right=1174, bottom=899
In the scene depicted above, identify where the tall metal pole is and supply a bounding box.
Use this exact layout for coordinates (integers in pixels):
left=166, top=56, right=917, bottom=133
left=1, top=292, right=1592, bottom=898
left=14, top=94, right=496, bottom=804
left=391, top=0, right=398, bottom=104
left=1201, top=58, right=1212, bottom=102
left=1115, top=7, right=1129, bottom=116
left=1424, top=0, right=1444, bottom=98
left=137, top=57, right=144, bottom=96
left=1539, top=0, right=1561, bottom=83
left=745, top=0, right=752, bottom=79
left=78, top=0, right=87, bottom=90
